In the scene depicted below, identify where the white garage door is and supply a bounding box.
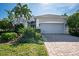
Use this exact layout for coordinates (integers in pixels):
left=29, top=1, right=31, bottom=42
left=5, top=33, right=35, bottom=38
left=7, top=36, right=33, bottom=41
left=40, top=23, right=64, bottom=34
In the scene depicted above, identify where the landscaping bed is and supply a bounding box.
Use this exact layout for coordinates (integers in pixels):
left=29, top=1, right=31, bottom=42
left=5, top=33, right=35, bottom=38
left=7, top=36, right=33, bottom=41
left=0, top=29, right=48, bottom=56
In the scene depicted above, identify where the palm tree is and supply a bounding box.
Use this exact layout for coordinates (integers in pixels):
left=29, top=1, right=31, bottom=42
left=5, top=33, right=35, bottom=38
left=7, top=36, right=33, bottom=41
left=12, top=3, right=32, bottom=20
left=6, top=10, right=15, bottom=21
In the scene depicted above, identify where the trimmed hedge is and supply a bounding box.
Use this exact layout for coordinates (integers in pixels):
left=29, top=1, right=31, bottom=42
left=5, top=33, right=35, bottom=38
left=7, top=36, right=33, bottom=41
left=0, top=32, right=17, bottom=42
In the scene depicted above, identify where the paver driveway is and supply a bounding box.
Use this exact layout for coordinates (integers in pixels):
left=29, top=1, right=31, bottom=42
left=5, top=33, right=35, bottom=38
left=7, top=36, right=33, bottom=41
left=43, top=34, right=79, bottom=56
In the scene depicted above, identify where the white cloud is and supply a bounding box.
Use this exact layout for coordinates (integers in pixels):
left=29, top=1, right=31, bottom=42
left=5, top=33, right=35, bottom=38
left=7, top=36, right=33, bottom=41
left=29, top=3, right=79, bottom=16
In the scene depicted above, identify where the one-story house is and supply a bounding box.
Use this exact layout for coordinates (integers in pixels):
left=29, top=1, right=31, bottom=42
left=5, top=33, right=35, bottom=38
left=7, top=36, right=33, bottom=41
left=35, top=14, right=68, bottom=34
left=12, top=14, right=68, bottom=34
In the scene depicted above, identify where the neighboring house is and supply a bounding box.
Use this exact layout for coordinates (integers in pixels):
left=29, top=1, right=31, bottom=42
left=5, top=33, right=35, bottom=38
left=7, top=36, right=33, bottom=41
left=35, top=14, right=68, bottom=34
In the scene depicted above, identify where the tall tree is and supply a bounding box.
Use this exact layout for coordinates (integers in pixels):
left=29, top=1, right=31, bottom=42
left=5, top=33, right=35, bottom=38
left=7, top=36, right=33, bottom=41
left=67, top=12, right=79, bottom=36
left=12, top=3, right=32, bottom=20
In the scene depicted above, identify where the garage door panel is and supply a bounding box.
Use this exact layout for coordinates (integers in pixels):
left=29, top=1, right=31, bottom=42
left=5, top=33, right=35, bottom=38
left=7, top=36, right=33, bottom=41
left=40, top=23, right=64, bottom=34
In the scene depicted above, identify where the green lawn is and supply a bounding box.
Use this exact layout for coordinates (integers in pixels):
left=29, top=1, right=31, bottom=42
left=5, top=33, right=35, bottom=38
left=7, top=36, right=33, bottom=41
left=0, top=43, right=48, bottom=56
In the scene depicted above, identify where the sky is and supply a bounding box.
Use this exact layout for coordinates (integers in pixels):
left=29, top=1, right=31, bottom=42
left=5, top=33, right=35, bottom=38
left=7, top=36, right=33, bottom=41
left=0, top=3, right=79, bottom=19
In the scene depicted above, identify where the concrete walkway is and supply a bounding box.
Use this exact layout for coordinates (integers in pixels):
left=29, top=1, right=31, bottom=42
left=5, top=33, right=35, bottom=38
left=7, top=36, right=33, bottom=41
left=43, top=34, right=79, bottom=56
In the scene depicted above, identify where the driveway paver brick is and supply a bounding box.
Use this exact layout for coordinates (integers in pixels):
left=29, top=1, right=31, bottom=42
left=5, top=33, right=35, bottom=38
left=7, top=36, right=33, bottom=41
left=43, top=34, right=79, bottom=56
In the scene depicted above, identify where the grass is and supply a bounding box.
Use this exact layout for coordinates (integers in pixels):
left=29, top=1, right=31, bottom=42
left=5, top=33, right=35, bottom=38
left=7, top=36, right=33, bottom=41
left=0, top=43, right=48, bottom=56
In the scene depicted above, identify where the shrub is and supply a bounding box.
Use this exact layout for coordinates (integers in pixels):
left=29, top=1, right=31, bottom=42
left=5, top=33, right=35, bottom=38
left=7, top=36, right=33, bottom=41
left=15, top=24, right=24, bottom=29
left=0, top=20, right=13, bottom=30
left=18, top=27, right=35, bottom=43
left=69, top=28, right=79, bottom=36
left=0, top=35, right=1, bottom=42
left=35, top=29, right=41, bottom=33
left=1, top=32, right=17, bottom=42
left=14, top=24, right=26, bottom=35
left=17, top=28, right=26, bottom=35
left=18, top=26, right=42, bottom=43
left=25, top=27, right=42, bottom=42
left=26, top=27, right=35, bottom=37
left=35, top=32, right=42, bottom=42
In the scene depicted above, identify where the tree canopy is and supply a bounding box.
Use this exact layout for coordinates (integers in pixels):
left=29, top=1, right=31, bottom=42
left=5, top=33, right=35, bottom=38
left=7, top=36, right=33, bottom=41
left=6, top=3, right=32, bottom=21
left=67, top=12, right=79, bottom=36
left=12, top=3, right=32, bottom=20
left=67, top=12, right=79, bottom=28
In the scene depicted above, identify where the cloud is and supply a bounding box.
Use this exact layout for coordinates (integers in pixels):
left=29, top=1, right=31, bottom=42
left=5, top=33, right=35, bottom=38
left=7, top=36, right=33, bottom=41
left=28, top=3, right=79, bottom=15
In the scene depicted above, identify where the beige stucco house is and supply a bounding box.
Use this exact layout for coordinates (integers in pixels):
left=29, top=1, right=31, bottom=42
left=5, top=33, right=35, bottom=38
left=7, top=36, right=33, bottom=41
left=35, top=14, right=68, bottom=34
left=12, top=14, right=68, bottom=34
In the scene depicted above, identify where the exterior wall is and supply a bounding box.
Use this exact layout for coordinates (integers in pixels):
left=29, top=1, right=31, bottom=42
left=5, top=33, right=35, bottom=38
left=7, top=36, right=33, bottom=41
left=35, top=15, right=69, bottom=34
left=65, top=26, right=69, bottom=34
left=36, top=17, right=66, bottom=23
left=36, top=19, right=40, bottom=29
left=36, top=17, right=66, bottom=27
